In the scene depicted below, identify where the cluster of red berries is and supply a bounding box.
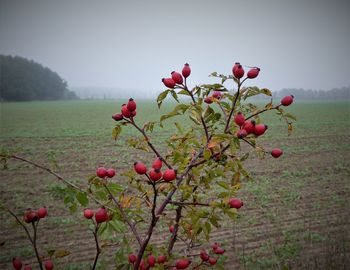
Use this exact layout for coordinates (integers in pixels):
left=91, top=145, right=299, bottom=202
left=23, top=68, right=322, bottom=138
left=112, top=98, right=137, bottom=121
left=12, top=258, right=53, bottom=270
left=83, top=207, right=109, bottom=223
left=96, top=167, right=116, bottom=179
left=232, top=62, right=260, bottom=80
left=204, top=91, right=222, bottom=104
left=198, top=242, right=226, bottom=266
left=134, top=158, right=176, bottom=182
left=162, top=63, right=191, bottom=89
left=128, top=253, right=167, bottom=270
left=23, top=207, right=47, bottom=223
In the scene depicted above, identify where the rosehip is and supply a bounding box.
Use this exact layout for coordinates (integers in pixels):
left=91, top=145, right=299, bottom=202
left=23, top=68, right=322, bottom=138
left=200, top=250, right=209, bottom=261
left=106, top=168, right=116, bottom=178
left=242, top=120, right=255, bottom=134
left=112, top=113, right=123, bottom=121
left=204, top=97, right=213, bottom=104
left=131, top=110, right=137, bottom=117
left=24, top=209, right=38, bottom=223
left=134, top=162, right=147, bottom=175
left=96, top=167, right=107, bottom=178
left=148, top=255, right=156, bottom=267
left=121, top=104, right=132, bottom=118
left=171, top=71, right=183, bottom=84
left=12, top=258, right=22, bottom=270
left=234, top=112, right=245, bottom=126
left=254, top=124, right=268, bottom=136
left=162, top=78, right=176, bottom=89
left=149, top=168, right=162, bottom=181
left=237, top=129, right=248, bottom=139
left=229, top=198, right=243, bottom=209
left=211, top=242, right=219, bottom=251
left=83, top=208, right=94, bottom=219
left=182, top=63, right=191, bottom=78
left=158, top=255, right=167, bottom=264
left=247, top=67, right=260, bottom=79
left=44, top=260, right=53, bottom=270
left=95, top=207, right=108, bottom=223
left=212, top=91, right=222, bottom=99
left=232, top=62, right=240, bottom=74
left=152, top=158, right=163, bottom=170
left=24, top=265, right=32, bottom=270
left=281, top=95, right=294, bottom=106
left=126, top=98, right=136, bottom=112
left=163, top=169, right=176, bottom=182
left=214, top=247, right=225, bottom=254
left=169, top=225, right=175, bottom=233
left=233, top=64, right=244, bottom=79
left=209, top=258, right=217, bottom=265
left=128, top=254, right=137, bottom=264
left=175, top=258, right=191, bottom=269
left=271, top=148, right=283, bottom=158
left=37, top=207, right=47, bottom=219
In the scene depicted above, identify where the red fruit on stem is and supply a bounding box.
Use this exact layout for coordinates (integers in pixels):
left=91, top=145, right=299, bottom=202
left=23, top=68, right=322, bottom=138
left=200, top=250, right=209, bottom=261
left=212, top=91, right=222, bottom=99
left=233, top=64, right=244, bottom=79
left=127, top=98, right=136, bottom=112
left=149, top=168, right=162, bottom=182
left=242, top=120, right=255, bottom=134
left=171, top=71, right=184, bottom=84
left=158, top=255, right=167, bottom=264
left=209, top=258, right=217, bottom=265
left=37, top=207, right=47, bottom=218
left=237, top=129, right=248, bottom=139
left=247, top=67, right=260, bottom=79
left=112, top=113, right=123, bottom=121
left=106, top=168, right=116, bottom=178
left=232, top=62, right=240, bottom=74
left=148, top=255, right=156, bottom=267
left=211, top=242, right=219, bottom=251
left=182, top=63, right=191, bottom=78
left=281, top=95, right=294, bottom=106
left=83, top=208, right=94, bottom=219
left=131, top=110, right=137, bottom=117
left=128, top=254, right=137, bottom=264
left=229, top=198, right=243, bottom=209
left=134, top=162, right=147, bottom=175
left=121, top=104, right=132, bottom=118
left=44, top=260, right=54, bottom=270
left=96, top=167, right=107, bottom=178
left=24, top=265, right=32, bottom=270
left=163, top=169, right=176, bottom=182
left=162, top=78, right=176, bottom=89
left=234, top=112, right=245, bottom=126
left=12, top=258, right=22, bottom=270
left=95, top=207, right=108, bottom=223
left=204, top=97, right=213, bottom=104
left=214, top=247, right=225, bottom=254
left=169, top=225, right=175, bottom=233
left=152, top=158, right=163, bottom=170
left=175, top=258, right=191, bottom=269
left=254, top=124, right=268, bottom=136
left=271, top=148, right=283, bottom=158
left=24, top=209, right=38, bottom=223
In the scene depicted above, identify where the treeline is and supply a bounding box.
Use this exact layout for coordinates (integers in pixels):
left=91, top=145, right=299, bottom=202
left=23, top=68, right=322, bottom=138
left=0, top=55, right=77, bottom=101
left=274, top=87, right=350, bottom=100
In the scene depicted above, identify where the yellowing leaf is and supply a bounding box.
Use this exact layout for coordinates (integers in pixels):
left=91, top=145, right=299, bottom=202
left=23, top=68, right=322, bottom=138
left=288, top=123, right=293, bottom=136
left=120, top=195, right=133, bottom=208
left=112, top=125, right=122, bottom=140
left=54, top=249, right=71, bottom=258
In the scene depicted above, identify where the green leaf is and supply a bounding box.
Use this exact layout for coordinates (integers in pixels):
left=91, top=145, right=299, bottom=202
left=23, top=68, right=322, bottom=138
left=284, top=113, right=297, bottom=121
left=170, top=90, right=179, bottom=103
left=76, top=192, right=88, bottom=207
left=178, top=89, right=191, bottom=96
left=260, top=88, right=272, bottom=96
left=109, top=219, right=125, bottom=233
left=112, top=125, right=122, bottom=140
left=157, top=90, right=170, bottom=108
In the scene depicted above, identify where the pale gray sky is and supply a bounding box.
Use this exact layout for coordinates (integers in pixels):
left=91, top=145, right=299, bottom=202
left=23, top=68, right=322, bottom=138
left=1, top=0, right=349, bottom=95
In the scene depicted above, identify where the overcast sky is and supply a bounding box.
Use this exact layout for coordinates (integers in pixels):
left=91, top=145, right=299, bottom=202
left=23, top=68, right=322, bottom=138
left=1, top=0, right=349, bottom=95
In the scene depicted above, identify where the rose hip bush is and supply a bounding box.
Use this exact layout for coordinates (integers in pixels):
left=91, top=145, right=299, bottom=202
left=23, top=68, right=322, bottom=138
left=2, top=62, right=296, bottom=269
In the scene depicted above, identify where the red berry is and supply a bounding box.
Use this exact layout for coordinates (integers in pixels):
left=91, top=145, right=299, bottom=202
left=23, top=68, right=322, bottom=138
left=96, top=167, right=107, bottom=178
left=106, top=168, right=116, bottom=178
left=204, top=97, right=213, bottom=104
left=121, top=104, right=132, bottom=118
left=247, top=67, right=260, bottom=79
left=84, top=208, right=94, bottom=219
left=182, top=63, right=191, bottom=78
left=169, top=225, right=175, bottom=233
left=212, top=91, right=222, bottom=99
left=200, top=250, right=209, bottom=261
left=171, top=71, right=183, bottom=84
left=24, top=265, right=32, bottom=270
left=211, top=242, right=219, bottom=251
left=281, top=95, right=294, bottom=106
left=242, top=120, right=255, bottom=134
left=112, top=113, right=123, bottom=121
left=162, top=78, right=176, bottom=89
left=95, top=207, right=108, bottom=223
left=175, top=258, right=191, bottom=269
left=127, top=98, right=136, bottom=112
left=271, top=148, right=283, bottom=158
left=44, top=260, right=53, bottom=270
left=24, top=209, right=38, bottom=223
left=236, top=129, right=247, bottom=139
left=12, top=258, right=22, bottom=270
left=229, top=198, right=243, bottom=209
left=134, top=162, right=147, bottom=175
left=214, top=247, right=225, bottom=254
left=37, top=207, right=47, bottom=219
left=254, top=124, right=268, bottom=136
left=152, top=158, right=163, bottom=170
left=149, top=168, right=162, bottom=182
left=163, top=169, right=176, bottom=182
left=234, top=112, right=245, bottom=126
left=232, top=62, right=240, bottom=74
left=148, top=255, right=156, bottom=267
left=209, top=258, right=217, bottom=265
left=131, top=110, right=137, bottom=117
left=128, top=254, right=137, bottom=264
left=157, top=255, right=167, bottom=264
left=233, top=64, right=244, bottom=79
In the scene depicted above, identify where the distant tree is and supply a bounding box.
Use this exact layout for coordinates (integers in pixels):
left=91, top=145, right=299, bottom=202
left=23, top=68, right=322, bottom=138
left=0, top=55, right=78, bottom=101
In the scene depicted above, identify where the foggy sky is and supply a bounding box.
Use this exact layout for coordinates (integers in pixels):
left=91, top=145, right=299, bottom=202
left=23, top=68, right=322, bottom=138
left=1, top=0, right=349, bottom=95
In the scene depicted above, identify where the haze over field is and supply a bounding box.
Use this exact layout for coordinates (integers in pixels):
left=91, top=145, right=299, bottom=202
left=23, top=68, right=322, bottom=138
left=1, top=0, right=350, bottom=98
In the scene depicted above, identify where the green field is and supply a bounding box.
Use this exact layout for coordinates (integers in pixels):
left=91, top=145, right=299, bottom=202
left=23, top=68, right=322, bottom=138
left=0, top=100, right=349, bottom=269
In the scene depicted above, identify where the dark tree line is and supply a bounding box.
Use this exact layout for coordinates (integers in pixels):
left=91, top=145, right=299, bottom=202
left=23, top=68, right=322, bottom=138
left=0, top=55, right=77, bottom=101
left=275, top=87, right=350, bottom=100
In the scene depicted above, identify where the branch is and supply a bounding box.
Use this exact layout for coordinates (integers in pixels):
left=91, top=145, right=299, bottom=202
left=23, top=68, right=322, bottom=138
left=169, top=201, right=210, bottom=207
left=167, top=206, right=182, bottom=255
left=245, top=104, right=280, bottom=121
left=91, top=223, right=101, bottom=270
left=6, top=208, right=33, bottom=245
left=32, top=221, right=44, bottom=270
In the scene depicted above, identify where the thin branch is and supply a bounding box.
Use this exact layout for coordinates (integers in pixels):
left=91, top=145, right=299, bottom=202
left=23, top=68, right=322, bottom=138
left=91, top=224, right=101, bottom=270
left=6, top=208, right=33, bottom=245
left=218, top=102, right=228, bottom=123
left=245, top=104, right=280, bottom=121
left=168, top=201, right=210, bottom=207
left=32, top=221, right=44, bottom=270
left=167, top=206, right=182, bottom=255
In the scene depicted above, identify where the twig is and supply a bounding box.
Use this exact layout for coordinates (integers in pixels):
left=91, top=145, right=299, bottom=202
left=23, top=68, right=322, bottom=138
left=32, top=221, right=44, bottom=270
left=245, top=104, right=280, bottom=120
left=7, top=208, right=33, bottom=245
left=91, top=223, right=101, bottom=270
left=169, top=201, right=210, bottom=207
left=167, top=206, right=182, bottom=255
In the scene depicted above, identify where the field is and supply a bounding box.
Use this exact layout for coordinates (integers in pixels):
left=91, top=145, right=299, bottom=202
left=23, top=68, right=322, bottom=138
left=0, top=100, right=349, bottom=269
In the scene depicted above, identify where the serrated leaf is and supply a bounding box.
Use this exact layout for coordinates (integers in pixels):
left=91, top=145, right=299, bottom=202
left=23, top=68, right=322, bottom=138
left=157, top=90, right=170, bottom=108
left=112, top=125, right=122, bottom=140
left=170, top=90, right=179, bottom=103
left=76, top=192, right=88, bottom=207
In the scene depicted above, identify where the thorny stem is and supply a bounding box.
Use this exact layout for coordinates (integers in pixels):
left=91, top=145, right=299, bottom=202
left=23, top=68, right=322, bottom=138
left=92, top=223, right=101, bottom=270
left=245, top=104, right=281, bottom=120
left=32, top=221, right=44, bottom=270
